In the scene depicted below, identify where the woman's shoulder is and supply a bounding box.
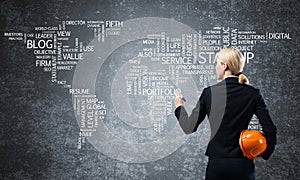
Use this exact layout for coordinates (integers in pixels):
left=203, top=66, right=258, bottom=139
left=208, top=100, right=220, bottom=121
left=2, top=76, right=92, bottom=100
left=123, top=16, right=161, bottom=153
left=242, top=83, right=260, bottom=92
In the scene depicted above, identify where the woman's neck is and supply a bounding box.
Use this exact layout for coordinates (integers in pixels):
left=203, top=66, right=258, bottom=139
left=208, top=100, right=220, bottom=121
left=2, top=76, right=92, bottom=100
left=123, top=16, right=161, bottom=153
left=223, top=71, right=235, bottom=79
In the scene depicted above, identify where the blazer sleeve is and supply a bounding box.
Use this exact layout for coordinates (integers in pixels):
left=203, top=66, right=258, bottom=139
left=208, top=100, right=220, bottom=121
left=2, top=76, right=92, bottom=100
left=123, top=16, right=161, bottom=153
left=174, top=88, right=207, bottom=134
left=254, top=90, right=277, bottom=160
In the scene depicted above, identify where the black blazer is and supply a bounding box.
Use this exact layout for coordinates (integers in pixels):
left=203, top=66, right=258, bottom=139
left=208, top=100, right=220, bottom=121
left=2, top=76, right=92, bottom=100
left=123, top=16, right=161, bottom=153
left=175, top=77, right=277, bottom=160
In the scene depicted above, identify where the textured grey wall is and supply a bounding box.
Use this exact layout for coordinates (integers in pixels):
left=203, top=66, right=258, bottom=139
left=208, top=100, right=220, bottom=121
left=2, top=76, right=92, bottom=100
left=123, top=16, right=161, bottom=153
left=1, top=0, right=299, bottom=179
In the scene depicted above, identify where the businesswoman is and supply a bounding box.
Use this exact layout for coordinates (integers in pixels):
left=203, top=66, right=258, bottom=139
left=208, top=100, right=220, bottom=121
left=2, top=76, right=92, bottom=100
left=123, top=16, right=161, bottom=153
left=174, top=48, right=277, bottom=180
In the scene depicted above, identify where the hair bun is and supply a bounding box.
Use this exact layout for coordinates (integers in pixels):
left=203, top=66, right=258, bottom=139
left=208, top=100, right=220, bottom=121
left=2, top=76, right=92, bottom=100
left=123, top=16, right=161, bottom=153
left=238, top=73, right=249, bottom=84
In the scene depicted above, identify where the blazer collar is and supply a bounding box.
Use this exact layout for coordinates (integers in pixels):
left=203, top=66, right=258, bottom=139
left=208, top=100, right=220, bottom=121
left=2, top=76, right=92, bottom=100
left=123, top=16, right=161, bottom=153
left=224, top=76, right=239, bottom=84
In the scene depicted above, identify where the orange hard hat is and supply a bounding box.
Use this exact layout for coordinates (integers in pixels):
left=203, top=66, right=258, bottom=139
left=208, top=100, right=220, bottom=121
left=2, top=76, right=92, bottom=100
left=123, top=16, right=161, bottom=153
left=239, top=130, right=267, bottom=159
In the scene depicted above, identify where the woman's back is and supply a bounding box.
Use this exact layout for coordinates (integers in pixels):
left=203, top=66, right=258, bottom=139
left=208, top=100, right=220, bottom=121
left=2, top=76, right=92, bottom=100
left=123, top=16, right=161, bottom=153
left=204, top=77, right=263, bottom=158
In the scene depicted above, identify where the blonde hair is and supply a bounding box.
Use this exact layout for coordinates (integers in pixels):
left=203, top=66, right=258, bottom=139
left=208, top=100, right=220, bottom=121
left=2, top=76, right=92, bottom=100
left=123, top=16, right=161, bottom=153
left=217, top=48, right=249, bottom=84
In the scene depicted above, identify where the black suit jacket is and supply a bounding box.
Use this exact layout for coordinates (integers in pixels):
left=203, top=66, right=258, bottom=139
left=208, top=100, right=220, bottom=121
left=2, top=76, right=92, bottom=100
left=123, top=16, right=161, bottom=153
left=175, top=77, right=277, bottom=160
